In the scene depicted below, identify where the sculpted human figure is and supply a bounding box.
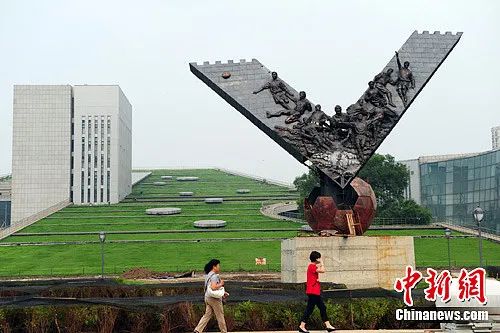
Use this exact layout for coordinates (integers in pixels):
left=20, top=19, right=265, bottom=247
left=349, top=113, right=375, bottom=160
left=253, top=71, right=294, bottom=110
left=373, top=68, right=397, bottom=107
left=304, top=104, right=329, bottom=128
left=299, top=104, right=331, bottom=150
left=346, top=98, right=367, bottom=118
left=395, top=51, right=415, bottom=107
left=363, top=81, right=389, bottom=108
left=286, top=91, right=312, bottom=124
left=266, top=91, right=312, bottom=123
left=330, top=105, right=348, bottom=124
left=329, top=105, right=350, bottom=140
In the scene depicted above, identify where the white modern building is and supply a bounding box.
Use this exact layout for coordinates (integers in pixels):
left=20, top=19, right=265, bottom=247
left=72, top=85, right=132, bottom=204
left=398, top=158, right=421, bottom=205
left=11, top=85, right=73, bottom=226
left=10, top=85, right=132, bottom=230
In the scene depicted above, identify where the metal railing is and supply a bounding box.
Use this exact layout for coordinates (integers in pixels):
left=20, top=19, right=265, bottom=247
left=435, top=218, right=499, bottom=236
left=0, top=262, right=283, bottom=278
left=278, top=210, right=304, bottom=220
left=274, top=212, right=439, bottom=227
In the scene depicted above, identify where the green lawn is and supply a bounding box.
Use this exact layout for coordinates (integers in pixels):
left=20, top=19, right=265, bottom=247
left=0, top=241, right=284, bottom=276
left=0, top=168, right=498, bottom=277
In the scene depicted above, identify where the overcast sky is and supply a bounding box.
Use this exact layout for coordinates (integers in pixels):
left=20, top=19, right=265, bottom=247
left=0, top=0, right=498, bottom=183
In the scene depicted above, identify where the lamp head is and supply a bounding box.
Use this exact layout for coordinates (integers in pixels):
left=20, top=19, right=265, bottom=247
left=444, top=228, right=451, bottom=238
left=99, top=231, right=106, bottom=243
left=473, top=206, right=484, bottom=223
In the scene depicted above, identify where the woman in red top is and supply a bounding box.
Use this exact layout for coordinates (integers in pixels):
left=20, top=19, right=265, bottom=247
left=298, top=251, right=335, bottom=333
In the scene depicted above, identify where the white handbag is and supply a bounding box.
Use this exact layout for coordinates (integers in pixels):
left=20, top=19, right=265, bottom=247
left=205, top=272, right=225, bottom=299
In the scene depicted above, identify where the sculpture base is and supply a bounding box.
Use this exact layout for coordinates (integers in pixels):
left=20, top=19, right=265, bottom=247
left=281, top=236, right=415, bottom=290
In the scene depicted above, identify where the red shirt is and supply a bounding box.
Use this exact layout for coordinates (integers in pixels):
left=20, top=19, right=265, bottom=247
left=305, top=263, right=321, bottom=295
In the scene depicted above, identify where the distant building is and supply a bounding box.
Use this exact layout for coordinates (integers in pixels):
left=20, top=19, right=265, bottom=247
left=399, top=159, right=421, bottom=205
left=400, top=140, right=499, bottom=234
left=0, top=180, right=11, bottom=199
left=0, top=180, right=10, bottom=229
left=0, top=200, right=10, bottom=229
left=10, top=85, right=132, bottom=230
left=492, top=125, right=500, bottom=150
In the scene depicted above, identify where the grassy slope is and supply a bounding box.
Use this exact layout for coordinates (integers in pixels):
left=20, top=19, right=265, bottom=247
left=0, top=168, right=498, bottom=276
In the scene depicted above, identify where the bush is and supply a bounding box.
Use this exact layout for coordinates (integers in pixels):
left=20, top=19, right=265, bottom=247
left=0, top=298, right=439, bottom=332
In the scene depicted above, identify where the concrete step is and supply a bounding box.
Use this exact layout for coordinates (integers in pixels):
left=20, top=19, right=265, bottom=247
left=230, top=330, right=439, bottom=333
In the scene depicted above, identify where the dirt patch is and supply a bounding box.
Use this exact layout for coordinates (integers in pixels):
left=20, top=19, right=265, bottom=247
left=121, top=269, right=281, bottom=283
left=122, top=268, right=161, bottom=279
left=122, top=268, right=195, bottom=280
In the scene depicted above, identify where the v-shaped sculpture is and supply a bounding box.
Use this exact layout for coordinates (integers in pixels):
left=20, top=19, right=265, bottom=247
left=190, top=31, right=462, bottom=188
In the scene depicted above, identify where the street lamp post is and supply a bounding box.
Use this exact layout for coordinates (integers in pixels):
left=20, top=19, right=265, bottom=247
left=99, top=231, right=106, bottom=278
left=472, top=206, right=484, bottom=267
left=444, top=228, right=452, bottom=271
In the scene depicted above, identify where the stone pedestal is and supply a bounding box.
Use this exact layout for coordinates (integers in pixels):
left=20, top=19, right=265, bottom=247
left=281, top=236, right=415, bottom=290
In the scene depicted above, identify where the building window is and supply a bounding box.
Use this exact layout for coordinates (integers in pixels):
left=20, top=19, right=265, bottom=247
left=81, top=171, right=85, bottom=202
left=81, top=138, right=85, bottom=165
left=107, top=136, right=111, bottom=168
left=107, top=171, right=110, bottom=202
left=94, top=170, right=97, bottom=203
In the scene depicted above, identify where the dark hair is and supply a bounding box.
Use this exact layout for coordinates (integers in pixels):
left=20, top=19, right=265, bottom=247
left=204, top=259, right=221, bottom=274
left=309, top=251, right=321, bottom=262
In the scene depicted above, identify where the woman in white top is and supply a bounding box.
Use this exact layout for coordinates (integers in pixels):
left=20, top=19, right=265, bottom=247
left=194, top=259, right=229, bottom=333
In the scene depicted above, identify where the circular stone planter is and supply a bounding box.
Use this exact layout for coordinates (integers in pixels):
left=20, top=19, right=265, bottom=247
left=153, top=181, right=167, bottom=186
left=161, top=176, right=173, bottom=180
left=145, top=208, right=181, bottom=215
left=179, top=191, right=194, bottom=197
left=301, top=225, right=313, bottom=232
left=236, top=189, right=251, bottom=194
left=193, top=220, right=227, bottom=228
left=204, top=198, right=224, bottom=204
left=176, top=176, right=199, bottom=182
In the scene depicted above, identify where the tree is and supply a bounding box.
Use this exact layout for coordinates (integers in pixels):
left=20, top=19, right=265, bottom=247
left=377, top=199, right=433, bottom=225
left=293, top=168, right=319, bottom=214
left=357, top=154, right=409, bottom=211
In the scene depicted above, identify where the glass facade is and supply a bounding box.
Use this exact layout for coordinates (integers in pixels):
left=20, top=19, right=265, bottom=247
left=420, top=150, right=500, bottom=233
left=0, top=201, right=11, bottom=228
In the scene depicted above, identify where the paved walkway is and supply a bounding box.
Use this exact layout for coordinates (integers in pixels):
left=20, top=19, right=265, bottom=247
left=231, top=330, right=439, bottom=333
left=437, top=222, right=500, bottom=243
left=260, top=201, right=303, bottom=223
left=131, top=171, right=152, bottom=185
